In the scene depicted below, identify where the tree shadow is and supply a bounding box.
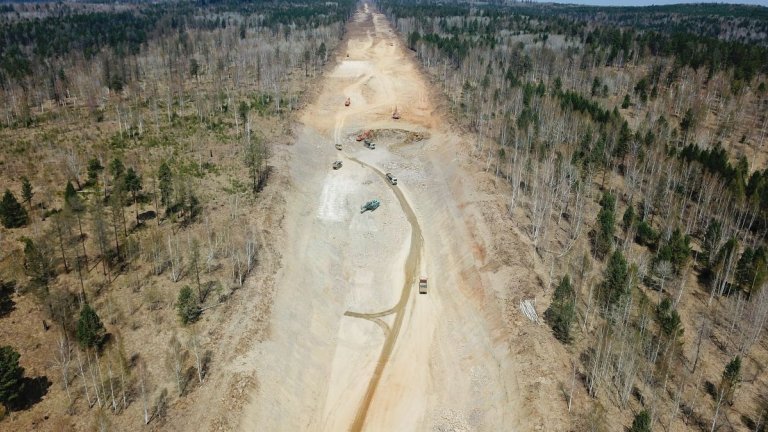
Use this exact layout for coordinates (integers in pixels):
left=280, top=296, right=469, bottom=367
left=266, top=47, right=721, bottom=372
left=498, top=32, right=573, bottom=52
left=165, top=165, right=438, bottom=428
left=704, top=380, right=718, bottom=400
left=138, top=210, right=156, bottom=223
left=256, top=165, right=274, bottom=193
left=11, top=376, right=51, bottom=411
left=0, top=280, right=16, bottom=318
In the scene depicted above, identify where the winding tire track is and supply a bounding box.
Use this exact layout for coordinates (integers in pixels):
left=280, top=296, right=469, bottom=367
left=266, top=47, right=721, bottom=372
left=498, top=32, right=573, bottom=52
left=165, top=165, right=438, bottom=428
left=344, top=156, right=424, bottom=432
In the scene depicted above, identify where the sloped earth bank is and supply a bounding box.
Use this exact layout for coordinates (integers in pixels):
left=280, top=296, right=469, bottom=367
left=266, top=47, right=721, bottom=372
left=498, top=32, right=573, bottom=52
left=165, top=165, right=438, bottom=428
left=238, top=2, right=568, bottom=431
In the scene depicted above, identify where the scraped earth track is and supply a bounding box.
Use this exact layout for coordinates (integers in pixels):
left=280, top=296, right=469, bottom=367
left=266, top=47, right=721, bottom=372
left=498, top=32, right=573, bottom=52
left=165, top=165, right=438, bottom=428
left=239, top=2, right=525, bottom=431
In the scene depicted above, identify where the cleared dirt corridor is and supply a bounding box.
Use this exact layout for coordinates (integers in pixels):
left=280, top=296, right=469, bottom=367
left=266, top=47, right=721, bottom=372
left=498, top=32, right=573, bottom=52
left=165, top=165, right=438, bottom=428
left=238, top=2, right=524, bottom=431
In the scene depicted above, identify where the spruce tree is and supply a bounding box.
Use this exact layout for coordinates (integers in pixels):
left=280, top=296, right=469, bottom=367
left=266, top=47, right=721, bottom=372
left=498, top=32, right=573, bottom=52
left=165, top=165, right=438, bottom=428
left=76, top=304, right=106, bottom=349
left=0, top=189, right=28, bottom=228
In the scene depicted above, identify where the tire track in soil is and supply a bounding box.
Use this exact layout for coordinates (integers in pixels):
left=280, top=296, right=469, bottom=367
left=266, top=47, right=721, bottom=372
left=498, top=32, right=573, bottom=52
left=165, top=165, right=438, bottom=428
left=344, top=156, right=424, bottom=432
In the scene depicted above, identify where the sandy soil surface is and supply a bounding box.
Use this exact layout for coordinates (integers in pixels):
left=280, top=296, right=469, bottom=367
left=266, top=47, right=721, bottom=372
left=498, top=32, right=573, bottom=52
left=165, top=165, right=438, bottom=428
left=237, top=3, right=546, bottom=431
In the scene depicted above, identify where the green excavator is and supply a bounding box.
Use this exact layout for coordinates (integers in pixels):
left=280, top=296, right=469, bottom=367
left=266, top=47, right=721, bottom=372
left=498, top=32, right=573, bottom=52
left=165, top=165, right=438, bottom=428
left=360, top=199, right=380, bottom=213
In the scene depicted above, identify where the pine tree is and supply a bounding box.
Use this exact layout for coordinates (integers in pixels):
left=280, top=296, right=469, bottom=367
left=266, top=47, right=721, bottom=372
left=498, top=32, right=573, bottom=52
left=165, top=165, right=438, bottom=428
left=109, top=157, right=125, bottom=190
left=656, top=298, right=683, bottom=339
left=124, top=167, right=143, bottom=223
left=636, top=220, right=657, bottom=246
left=64, top=181, right=80, bottom=210
left=64, top=180, right=88, bottom=264
left=622, top=204, right=635, bottom=232
left=702, top=220, right=721, bottom=269
left=158, top=162, right=173, bottom=209
left=0, top=346, right=24, bottom=409
left=244, top=135, right=265, bottom=195
left=176, top=286, right=201, bottom=325
left=601, top=250, right=629, bottom=309
left=23, top=238, right=54, bottom=289
left=544, top=275, right=575, bottom=343
left=736, top=246, right=767, bottom=294
left=594, top=192, right=616, bottom=259
left=720, top=356, right=741, bottom=404
left=87, top=157, right=104, bottom=186
left=655, top=228, right=691, bottom=272
left=0, top=190, right=28, bottom=228
left=76, top=304, right=106, bottom=349
left=621, top=94, right=631, bottom=109
left=21, top=177, right=33, bottom=210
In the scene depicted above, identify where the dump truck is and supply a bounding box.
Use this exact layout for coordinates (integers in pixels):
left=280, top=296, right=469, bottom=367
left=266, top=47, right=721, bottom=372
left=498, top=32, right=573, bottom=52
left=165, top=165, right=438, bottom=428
left=332, top=160, right=343, bottom=170
left=364, top=139, right=375, bottom=150
left=345, top=97, right=351, bottom=107
left=356, top=130, right=372, bottom=141
left=392, top=107, right=401, bottom=120
left=419, top=277, right=427, bottom=294
left=386, top=173, right=397, bottom=185
left=360, top=199, right=380, bottom=213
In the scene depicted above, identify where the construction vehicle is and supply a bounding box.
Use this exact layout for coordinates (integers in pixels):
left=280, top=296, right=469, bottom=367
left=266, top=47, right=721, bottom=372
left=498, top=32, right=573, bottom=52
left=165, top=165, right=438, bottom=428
left=345, top=97, right=351, bottom=107
left=419, top=277, right=428, bottom=294
left=386, top=173, right=397, bottom=185
left=364, top=139, right=375, bottom=150
left=360, top=199, right=380, bottom=213
left=392, top=107, right=401, bottom=120
left=335, top=143, right=342, bottom=150
left=356, top=130, right=372, bottom=141
left=332, top=160, right=343, bottom=170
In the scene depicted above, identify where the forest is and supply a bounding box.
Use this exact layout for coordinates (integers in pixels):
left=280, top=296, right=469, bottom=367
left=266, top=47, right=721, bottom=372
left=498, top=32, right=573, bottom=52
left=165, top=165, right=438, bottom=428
left=0, top=0, right=354, bottom=429
left=381, top=0, right=768, bottom=430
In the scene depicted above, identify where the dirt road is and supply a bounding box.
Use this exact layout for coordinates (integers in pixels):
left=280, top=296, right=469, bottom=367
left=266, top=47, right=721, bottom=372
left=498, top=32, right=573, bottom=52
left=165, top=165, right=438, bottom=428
left=238, top=2, right=527, bottom=430
left=343, top=156, right=423, bottom=431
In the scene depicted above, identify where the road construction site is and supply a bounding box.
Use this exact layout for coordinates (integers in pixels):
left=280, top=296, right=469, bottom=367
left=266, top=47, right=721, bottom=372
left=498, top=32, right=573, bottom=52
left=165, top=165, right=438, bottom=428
left=238, top=3, right=528, bottom=430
